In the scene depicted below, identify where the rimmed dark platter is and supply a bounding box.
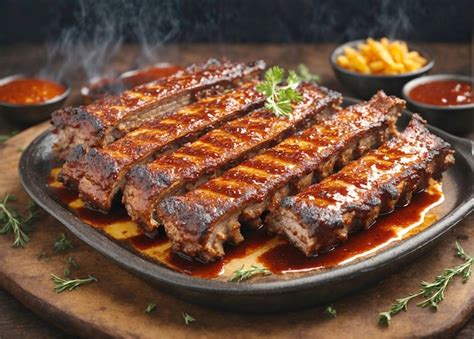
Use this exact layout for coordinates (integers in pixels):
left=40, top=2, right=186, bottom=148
left=19, top=98, right=473, bottom=312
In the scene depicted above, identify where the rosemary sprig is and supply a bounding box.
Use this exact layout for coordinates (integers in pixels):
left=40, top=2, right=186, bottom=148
left=256, top=66, right=303, bottom=117
left=379, top=242, right=473, bottom=326
left=145, top=303, right=157, bottom=314
left=64, top=255, right=79, bottom=278
left=54, top=233, right=74, bottom=252
left=228, top=264, right=272, bottom=283
left=182, top=312, right=196, bottom=325
left=297, top=64, right=321, bottom=83
left=324, top=305, right=337, bottom=318
left=51, top=274, right=97, bottom=293
left=0, top=194, right=40, bottom=247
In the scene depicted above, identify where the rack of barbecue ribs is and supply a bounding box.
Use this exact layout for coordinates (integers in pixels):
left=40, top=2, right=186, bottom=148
left=59, top=81, right=266, bottom=211
left=267, top=114, right=454, bottom=256
left=157, top=91, right=405, bottom=262
left=123, top=84, right=342, bottom=233
left=51, top=59, right=265, bottom=159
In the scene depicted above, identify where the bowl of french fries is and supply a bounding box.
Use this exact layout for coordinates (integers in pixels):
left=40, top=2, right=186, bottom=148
left=330, top=37, right=434, bottom=99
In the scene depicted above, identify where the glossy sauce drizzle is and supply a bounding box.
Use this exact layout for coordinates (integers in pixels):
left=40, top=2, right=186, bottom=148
left=258, top=186, right=444, bottom=274
left=49, top=168, right=444, bottom=279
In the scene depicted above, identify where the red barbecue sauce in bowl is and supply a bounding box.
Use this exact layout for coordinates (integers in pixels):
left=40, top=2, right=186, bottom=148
left=408, top=80, right=473, bottom=106
left=0, top=78, right=65, bottom=105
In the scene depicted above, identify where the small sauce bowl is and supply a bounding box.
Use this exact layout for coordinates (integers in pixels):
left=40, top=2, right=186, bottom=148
left=330, top=40, right=435, bottom=99
left=0, top=74, right=70, bottom=125
left=402, top=74, right=474, bottom=135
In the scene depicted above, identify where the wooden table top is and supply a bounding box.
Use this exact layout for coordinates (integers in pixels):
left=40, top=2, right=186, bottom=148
left=0, top=43, right=472, bottom=338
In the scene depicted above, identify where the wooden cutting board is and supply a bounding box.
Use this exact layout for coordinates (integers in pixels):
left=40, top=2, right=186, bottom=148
left=0, top=123, right=473, bottom=339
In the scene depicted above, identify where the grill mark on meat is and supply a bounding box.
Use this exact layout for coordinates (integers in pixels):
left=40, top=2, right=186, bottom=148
left=52, top=59, right=265, bottom=159
left=60, top=82, right=266, bottom=212
left=157, top=91, right=404, bottom=262
left=267, top=115, right=454, bottom=256
left=122, top=84, right=342, bottom=232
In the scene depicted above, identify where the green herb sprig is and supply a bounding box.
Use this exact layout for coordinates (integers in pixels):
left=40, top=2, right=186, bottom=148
left=182, top=312, right=196, bottom=325
left=64, top=255, right=79, bottom=278
left=379, top=242, right=473, bottom=326
left=0, top=131, right=18, bottom=144
left=51, top=274, right=97, bottom=293
left=145, top=303, right=157, bottom=314
left=54, top=233, right=74, bottom=252
left=229, top=264, right=272, bottom=283
left=256, top=66, right=303, bottom=117
left=0, top=194, right=40, bottom=247
left=324, top=305, right=337, bottom=318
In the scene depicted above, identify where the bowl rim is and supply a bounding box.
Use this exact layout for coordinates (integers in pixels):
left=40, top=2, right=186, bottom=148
left=0, top=73, right=71, bottom=108
left=330, top=39, right=435, bottom=79
left=402, top=73, right=474, bottom=110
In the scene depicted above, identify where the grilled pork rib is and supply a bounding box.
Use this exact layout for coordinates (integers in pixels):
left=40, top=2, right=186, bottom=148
left=51, top=59, right=265, bottom=159
left=123, top=84, right=342, bottom=232
left=157, top=91, right=404, bottom=261
left=59, top=82, right=266, bottom=211
left=267, top=115, right=454, bottom=256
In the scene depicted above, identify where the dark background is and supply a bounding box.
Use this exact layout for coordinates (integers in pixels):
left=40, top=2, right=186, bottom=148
left=0, top=0, right=471, bottom=45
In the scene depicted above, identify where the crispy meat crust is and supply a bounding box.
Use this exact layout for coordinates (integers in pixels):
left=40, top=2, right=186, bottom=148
left=157, top=91, right=404, bottom=261
left=267, top=115, right=454, bottom=256
left=51, top=59, right=265, bottom=158
left=62, top=82, right=266, bottom=211
left=123, top=84, right=342, bottom=232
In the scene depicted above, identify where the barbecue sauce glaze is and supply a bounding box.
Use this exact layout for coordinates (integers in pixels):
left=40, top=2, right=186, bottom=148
left=49, top=168, right=444, bottom=279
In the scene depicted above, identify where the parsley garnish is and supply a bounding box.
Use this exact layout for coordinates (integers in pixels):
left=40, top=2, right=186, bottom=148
left=256, top=66, right=303, bottom=117
left=54, top=233, right=74, bottom=252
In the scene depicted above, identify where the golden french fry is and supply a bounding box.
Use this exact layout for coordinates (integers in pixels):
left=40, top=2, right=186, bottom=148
left=368, top=60, right=385, bottom=73
left=338, top=38, right=426, bottom=75
left=336, top=55, right=350, bottom=68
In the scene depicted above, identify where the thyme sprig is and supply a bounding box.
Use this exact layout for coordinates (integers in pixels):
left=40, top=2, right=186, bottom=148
left=379, top=242, right=473, bottom=326
left=229, top=264, right=272, bottom=283
left=0, top=194, right=40, bottom=247
left=256, top=66, right=303, bottom=117
left=51, top=274, right=97, bottom=293
left=54, top=233, right=74, bottom=252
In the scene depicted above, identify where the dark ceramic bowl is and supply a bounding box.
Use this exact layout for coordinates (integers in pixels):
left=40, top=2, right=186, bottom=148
left=402, top=74, right=474, bottom=135
left=330, top=40, right=435, bottom=99
left=0, top=74, right=70, bottom=125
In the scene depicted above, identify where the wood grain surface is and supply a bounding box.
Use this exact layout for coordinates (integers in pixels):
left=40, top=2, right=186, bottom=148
left=0, top=43, right=472, bottom=338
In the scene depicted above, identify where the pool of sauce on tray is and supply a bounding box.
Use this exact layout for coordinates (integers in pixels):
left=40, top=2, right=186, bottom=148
left=409, top=80, right=473, bottom=106
left=0, top=78, right=65, bottom=105
left=49, top=168, right=444, bottom=279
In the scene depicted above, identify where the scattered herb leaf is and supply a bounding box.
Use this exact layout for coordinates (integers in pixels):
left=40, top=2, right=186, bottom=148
left=229, top=264, right=272, bottom=283
left=379, top=242, right=473, bottom=326
left=0, top=194, right=40, bottom=247
left=51, top=274, right=97, bottom=293
left=182, top=312, right=196, bottom=325
left=256, top=66, right=303, bottom=117
left=297, top=64, right=321, bottom=82
left=145, top=303, right=157, bottom=314
left=64, top=255, right=79, bottom=278
left=54, top=233, right=74, bottom=252
left=324, top=305, right=337, bottom=318
left=0, top=131, right=18, bottom=144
